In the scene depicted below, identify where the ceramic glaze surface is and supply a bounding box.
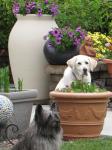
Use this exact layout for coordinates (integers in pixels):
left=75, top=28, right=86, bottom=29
left=8, top=15, right=58, bottom=100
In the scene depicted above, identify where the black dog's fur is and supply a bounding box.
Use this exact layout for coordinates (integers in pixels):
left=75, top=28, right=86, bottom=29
left=12, top=103, right=62, bottom=150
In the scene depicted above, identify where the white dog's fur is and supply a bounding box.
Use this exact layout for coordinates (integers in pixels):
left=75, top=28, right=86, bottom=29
left=55, top=55, right=97, bottom=91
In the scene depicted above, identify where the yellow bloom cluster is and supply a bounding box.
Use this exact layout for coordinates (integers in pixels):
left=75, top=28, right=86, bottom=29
left=88, top=32, right=112, bottom=59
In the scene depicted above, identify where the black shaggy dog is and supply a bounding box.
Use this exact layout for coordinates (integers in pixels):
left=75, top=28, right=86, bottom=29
left=12, top=103, right=63, bottom=150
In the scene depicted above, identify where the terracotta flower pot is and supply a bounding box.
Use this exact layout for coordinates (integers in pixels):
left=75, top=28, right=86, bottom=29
left=50, top=91, right=112, bottom=140
left=103, top=59, right=112, bottom=77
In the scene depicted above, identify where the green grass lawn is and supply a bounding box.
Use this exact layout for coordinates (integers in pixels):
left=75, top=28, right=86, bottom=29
left=61, top=137, right=112, bottom=150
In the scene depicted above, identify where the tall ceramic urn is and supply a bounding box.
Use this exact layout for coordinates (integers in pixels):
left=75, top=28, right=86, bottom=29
left=8, top=14, right=57, bottom=100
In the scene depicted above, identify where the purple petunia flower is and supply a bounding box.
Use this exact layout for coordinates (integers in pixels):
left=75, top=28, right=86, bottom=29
left=73, top=38, right=81, bottom=46
left=50, top=3, right=59, bottom=16
left=75, top=26, right=81, bottom=32
left=50, top=28, right=60, bottom=37
left=55, top=38, right=61, bottom=45
left=80, top=32, right=85, bottom=39
left=44, top=0, right=49, bottom=4
left=56, top=36, right=62, bottom=41
left=38, top=7, right=42, bottom=16
left=12, top=1, right=59, bottom=17
left=12, top=2, right=20, bottom=15
left=68, top=32, right=74, bottom=38
left=57, top=34, right=63, bottom=39
left=49, top=31, right=54, bottom=35
left=53, top=29, right=60, bottom=36
left=44, top=26, right=85, bottom=52
left=26, top=4, right=31, bottom=14
left=26, top=2, right=36, bottom=14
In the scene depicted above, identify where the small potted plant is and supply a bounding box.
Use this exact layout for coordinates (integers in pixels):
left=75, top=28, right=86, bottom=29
left=88, top=32, right=112, bottom=77
left=44, top=26, right=85, bottom=65
left=0, top=66, right=38, bottom=138
left=50, top=80, right=112, bottom=140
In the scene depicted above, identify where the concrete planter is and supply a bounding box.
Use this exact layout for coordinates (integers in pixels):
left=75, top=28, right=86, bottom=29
left=0, top=89, right=38, bottom=138
left=50, top=91, right=112, bottom=140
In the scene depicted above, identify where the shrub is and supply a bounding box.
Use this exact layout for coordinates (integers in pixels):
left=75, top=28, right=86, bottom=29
left=109, top=21, right=112, bottom=36
left=56, top=0, right=111, bottom=34
left=0, top=66, right=10, bottom=92
left=0, top=0, right=15, bottom=49
left=0, top=0, right=111, bottom=50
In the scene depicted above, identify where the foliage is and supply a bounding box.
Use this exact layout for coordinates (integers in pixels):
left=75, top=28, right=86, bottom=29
left=88, top=32, right=112, bottom=59
left=56, top=0, right=112, bottom=34
left=44, top=26, right=85, bottom=52
left=71, top=80, right=106, bottom=92
left=0, top=0, right=16, bottom=49
left=57, top=80, right=106, bottom=93
left=61, top=137, right=112, bottom=150
left=18, top=78, right=23, bottom=91
left=0, top=66, right=23, bottom=92
left=109, top=21, right=112, bottom=36
left=12, top=0, right=59, bottom=16
left=0, top=66, right=10, bottom=92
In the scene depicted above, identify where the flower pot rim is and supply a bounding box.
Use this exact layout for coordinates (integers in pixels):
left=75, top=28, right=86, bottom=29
left=16, top=14, right=54, bottom=20
left=103, top=58, right=112, bottom=64
left=0, top=89, right=38, bottom=101
left=50, top=91, right=112, bottom=99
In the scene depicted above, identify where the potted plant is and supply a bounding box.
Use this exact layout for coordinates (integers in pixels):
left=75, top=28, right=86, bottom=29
left=50, top=80, right=112, bottom=140
left=88, top=32, right=112, bottom=77
left=8, top=0, right=59, bottom=101
left=0, top=66, right=38, bottom=138
left=44, top=26, right=85, bottom=65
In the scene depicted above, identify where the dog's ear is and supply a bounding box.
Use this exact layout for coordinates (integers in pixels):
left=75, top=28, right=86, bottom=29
left=35, top=104, right=43, bottom=121
left=67, top=56, right=77, bottom=68
left=88, top=57, right=97, bottom=71
left=50, top=102, right=59, bottom=112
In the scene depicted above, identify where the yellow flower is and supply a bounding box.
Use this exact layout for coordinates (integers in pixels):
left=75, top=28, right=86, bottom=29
left=96, top=53, right=104, bottom=59
left=88, top=32, right=112, bottom=59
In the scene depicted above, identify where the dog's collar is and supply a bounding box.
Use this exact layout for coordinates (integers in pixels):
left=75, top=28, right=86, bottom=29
left=72, top=71, right=87, bottom=80
left=72, top=71, right=78, bottom=80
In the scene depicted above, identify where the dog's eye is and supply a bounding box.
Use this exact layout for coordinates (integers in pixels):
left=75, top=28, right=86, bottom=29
left=85, top=61, right=89, bottom=64
left=78, top=62, right=81, bottom=65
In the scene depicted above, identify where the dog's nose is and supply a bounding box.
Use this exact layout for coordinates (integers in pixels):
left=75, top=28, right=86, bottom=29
left=83, top=68, right=87, bottom=72
left=83, top=68, right=87, bottom=75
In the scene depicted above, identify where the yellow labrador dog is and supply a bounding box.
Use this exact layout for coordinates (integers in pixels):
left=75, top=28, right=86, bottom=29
left=55, top=55, right=97, bottom=91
